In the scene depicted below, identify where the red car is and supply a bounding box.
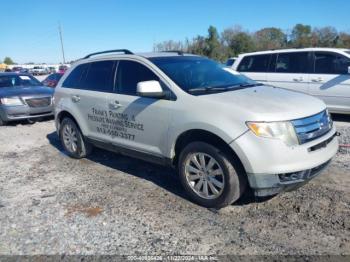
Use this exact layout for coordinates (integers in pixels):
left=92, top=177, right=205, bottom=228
left=41, top=73, right=63, bottom=88
left=58, top=65, right=69, bottom=74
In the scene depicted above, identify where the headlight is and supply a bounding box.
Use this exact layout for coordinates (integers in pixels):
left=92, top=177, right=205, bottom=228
left=246, top=121, right=299, bottom=146
left=0, top=97, right=24, bottom=106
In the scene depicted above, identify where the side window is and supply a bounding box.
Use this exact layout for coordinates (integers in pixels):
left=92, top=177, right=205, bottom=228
left=275, top=52, right=309, bottom=73
left=116, top=60, right=159, bottom=96
left=62, top=63, right=89, bottom=88
left=314, top=52, right=350, bottom=74
left=237, top=55, right=270, bottom=72
left=267, top=54, right=277, bottom=72
left=81, top=60, right=115, bottom=92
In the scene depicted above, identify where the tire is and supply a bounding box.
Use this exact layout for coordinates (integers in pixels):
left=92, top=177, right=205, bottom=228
left=0, top=117, right=6, bottom=126
left=178, top=142, right=246, bottom=209
left=59, top=117, right=92, bottom=159
left=27, top=119, right=36, bottom=124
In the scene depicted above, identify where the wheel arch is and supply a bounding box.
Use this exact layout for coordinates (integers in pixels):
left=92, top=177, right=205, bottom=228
left=56, top=110, right=84, bottom=135
left=172, top=129, right=246, bottom=174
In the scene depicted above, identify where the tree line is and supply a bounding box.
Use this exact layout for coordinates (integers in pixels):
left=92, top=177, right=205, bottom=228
left=153, top=24, right=350, bottom=62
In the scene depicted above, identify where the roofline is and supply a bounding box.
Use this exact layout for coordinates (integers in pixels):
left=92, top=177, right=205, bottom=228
left=238, top=47, right=350, bottom=56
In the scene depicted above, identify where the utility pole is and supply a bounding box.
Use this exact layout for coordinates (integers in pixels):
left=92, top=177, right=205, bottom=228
left=58, top=23, right=66, bottom=64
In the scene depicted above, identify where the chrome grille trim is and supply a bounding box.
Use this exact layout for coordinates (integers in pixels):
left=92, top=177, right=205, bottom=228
left=292, top=110, right=332, bottom=144
left=25, top=97, right=51, bottom=108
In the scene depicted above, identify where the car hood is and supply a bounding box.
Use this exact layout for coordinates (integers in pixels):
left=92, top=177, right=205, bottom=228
left=199, top=85, right=326, bottom=122
left=0, top=86, right=54, bottom=98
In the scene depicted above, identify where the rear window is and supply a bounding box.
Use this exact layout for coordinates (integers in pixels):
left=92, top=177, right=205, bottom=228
left=314, top=52, right=350, bottom=74
left=62, top=64, right=89, bottom=88
left=237, top=55, right=270, bottom=72
left=81, top=61, right=115, bottom=92
left=225, top=58, right=235, bottom=66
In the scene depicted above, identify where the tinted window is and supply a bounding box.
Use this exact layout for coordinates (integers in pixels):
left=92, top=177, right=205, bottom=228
left=237, top=55, right=270, bottom=72
left=62, top=64, right=89, bottom=88
left=267, top=54, right=277, bottom=72
left=150, top=56, right=257, bottom=94
left=314, top=52, right=350, bottom=74
left=275, top=52, right=309, bottom=73
left=226, top=58, right=235, bottom=66
left=116, top=60, right=159, bottom=96
left=81, top=61, right=115, bottom=92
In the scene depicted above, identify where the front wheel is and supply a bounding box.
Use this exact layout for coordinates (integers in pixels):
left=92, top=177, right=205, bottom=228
left=59, top=118, right=92, bottom=159
left=178, top=142, right=246, bottom=209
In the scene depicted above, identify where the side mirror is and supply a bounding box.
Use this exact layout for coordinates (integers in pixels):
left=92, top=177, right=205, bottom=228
left=137, top=80, right=165, bottom=98
left=348, top=66, right=350, bottom=74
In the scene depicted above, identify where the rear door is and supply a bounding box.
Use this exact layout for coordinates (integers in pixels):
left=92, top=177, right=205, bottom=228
left=265, top=52, right=311, bottom=94
left=236, top=54, right=270, bottom=83
left=61, top=60, right=117, bottom=140
left=309, top=51, right=350, bottom=113
left=103, top=60, right=173, bottom=157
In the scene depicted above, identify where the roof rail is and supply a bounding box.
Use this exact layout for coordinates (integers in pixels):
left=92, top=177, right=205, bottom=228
left=83, top=49, right=134, bottom=59
left=161, top=50, right=185, bottom=55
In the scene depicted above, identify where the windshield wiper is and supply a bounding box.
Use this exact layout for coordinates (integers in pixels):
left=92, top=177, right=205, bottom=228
left=238, top=83, right=264, bottom=88
left=187, top=86, right=230, bottom=94
left=187, top=83, right=263, bottom=94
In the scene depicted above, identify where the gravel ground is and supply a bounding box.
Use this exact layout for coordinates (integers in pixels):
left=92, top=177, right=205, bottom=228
left=0, top=116, right=349, bottom=256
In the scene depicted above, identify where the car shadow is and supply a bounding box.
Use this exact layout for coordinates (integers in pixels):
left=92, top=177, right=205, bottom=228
left=4, top=116, right=54, bottom=126
left=46, top=131, right=268, bottom=208
left=332, top=113, right=350, bottom=123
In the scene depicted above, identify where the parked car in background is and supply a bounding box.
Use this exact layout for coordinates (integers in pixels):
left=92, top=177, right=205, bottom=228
left=58, top=65, right=69, bottom=74
left=225, top=57, right=237, bottom=67
left=0, top=73, right=54, bottom=125
left=48, top=67, right=57, bottom=74
left=42, top=73, right=63, bottom=88
left=32, top=66, right=49, bottom=75
left=11, top=67, right=23, bottom=73
left=54, top=49, right=338, bottom=208
left=232, top=48, right=350, bottom=114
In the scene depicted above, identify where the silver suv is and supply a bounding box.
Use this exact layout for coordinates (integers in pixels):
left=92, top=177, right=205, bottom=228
left=54, top=49, right=338, bottom=208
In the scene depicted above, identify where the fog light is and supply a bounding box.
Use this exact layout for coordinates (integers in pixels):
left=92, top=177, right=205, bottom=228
left=278, top=170, right=310, bottom=182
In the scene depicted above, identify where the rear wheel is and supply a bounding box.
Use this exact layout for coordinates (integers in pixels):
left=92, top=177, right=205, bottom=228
left=178, top=142, right=246, bottom=209
left=59, top=118, right=92, bottom=158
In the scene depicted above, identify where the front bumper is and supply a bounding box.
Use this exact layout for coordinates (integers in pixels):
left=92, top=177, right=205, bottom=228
left=230, top=126, right=339, bottom=197
left=0, top=104, right=54, bottom=122
left=247, top=159, right=331, bottom=197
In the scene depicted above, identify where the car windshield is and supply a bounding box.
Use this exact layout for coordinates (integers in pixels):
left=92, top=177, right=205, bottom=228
left=149, top=56, right=258, bottom=95
left=0, top=75, right=42, bottom=88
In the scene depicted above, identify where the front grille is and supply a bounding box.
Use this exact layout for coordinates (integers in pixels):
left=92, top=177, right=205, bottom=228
left=291, top=110, right=332, bottom=144
left=25, top=97, right=51, bottom=108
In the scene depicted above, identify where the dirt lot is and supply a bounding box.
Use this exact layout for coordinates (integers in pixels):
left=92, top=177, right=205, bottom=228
left=0, top=116, right=349, bottom=256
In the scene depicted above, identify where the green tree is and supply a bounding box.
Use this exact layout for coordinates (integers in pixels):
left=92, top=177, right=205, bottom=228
left=205, top=26, right=225, bottom=61
left=312, top=27, right=338, bottom=47
left=153, top=40, right=186, bottom=52
left=337, top=32, right=350, bottom=48
left=187, top=35, right=207, bottom=56
left=254, top=27, right=287, bottom=50
left=290, top=24, right=312, bottom=47
left=3, top=57, right=14, bottom=65
left=221, top=26, right=255, bottom=56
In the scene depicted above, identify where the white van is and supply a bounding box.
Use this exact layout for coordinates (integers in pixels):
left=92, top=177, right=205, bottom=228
left=232, top=48, right=350, bottom=114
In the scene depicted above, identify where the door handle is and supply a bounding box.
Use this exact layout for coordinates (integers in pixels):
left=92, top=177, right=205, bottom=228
left=109, top=101, right=123, bottom=110
left=293, top=77, right=303, bottom=82
left=71, top=95, right=80, bottom=103
left=311, top=77, right=323, bottom=82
